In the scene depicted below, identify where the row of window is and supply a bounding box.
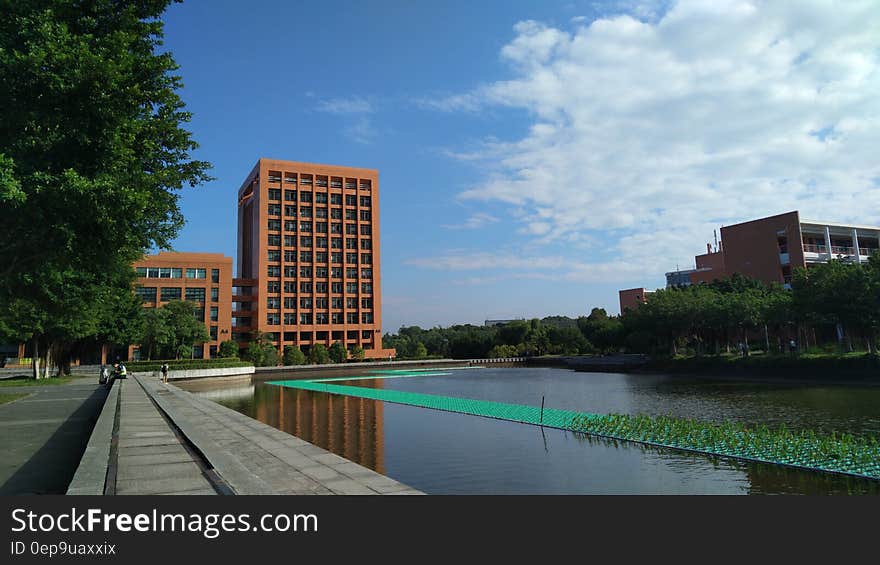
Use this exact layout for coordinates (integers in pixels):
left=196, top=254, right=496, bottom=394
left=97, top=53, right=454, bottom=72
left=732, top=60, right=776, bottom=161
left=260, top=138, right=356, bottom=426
left=267, top=235, right=374, bottom=248
left=266, top=312, right=374, bottom=325
left=136, top=286, right=221, bottom=303
left=267, top=255, right=371, bottom=274
left=266, top=217, right=372, bottom=232
left=267, top=297, right=373, bottom=309
left=136, top=267, right=220, bottom=282
left=264, top=280, right=374, bottom=294
left=267, top=207, right=374, bottom=226
left=266, top=190, right=372, bottom=207
left=264, top=174, right=371, bottom=191
left=267, top=242, right=370, bottom=261
left=265, top=265, right=374, bottom=279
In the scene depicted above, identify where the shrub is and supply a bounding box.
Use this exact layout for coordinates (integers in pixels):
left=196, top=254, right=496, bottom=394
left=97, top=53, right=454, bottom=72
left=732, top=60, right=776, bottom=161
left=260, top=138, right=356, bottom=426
left=218, top=340, right=239, bottom=358
left=283, top=346, right=306, bottom=366
left=309, top=344, right=330, bottom=364
left=328, top=341, right=347, bottom=363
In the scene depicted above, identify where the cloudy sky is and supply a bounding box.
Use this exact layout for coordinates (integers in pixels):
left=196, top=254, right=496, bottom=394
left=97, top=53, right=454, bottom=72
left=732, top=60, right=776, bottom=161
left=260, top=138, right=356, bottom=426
left=164, top=0, right=880, bottom=331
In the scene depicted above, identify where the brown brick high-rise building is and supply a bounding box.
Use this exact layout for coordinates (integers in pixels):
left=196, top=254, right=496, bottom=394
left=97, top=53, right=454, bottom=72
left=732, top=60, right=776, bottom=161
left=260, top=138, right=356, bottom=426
left=234, top=158, right=394, bottom=359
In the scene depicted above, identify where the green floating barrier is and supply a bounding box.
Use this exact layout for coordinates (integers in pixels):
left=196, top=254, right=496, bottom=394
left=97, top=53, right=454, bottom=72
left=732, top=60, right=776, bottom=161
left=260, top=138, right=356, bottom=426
left=267, top=377, right=880, bottom=482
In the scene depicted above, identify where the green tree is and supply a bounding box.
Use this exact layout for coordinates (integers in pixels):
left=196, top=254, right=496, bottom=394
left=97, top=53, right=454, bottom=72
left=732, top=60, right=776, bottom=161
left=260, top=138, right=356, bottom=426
left=161, top=301, right=209, bottom=359
left=413, top=343, right=428, bottom=359
left=217, top=340, right=239, bottom=359
left=139, top=308, right=171, bottom=361
left=309, top=344, right=330, bottom=365
left=0, top=1, right=211, bottom=377
left=350, top=345, right=365, bottom=361
left=283, top=345, right=306, bottom=366
left=328, top=341, right=347, bottom=363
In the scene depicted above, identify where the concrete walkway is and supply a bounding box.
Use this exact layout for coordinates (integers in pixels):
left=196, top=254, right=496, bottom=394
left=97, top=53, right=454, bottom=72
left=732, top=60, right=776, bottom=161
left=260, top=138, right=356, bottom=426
left=135, top=375, right=422, bottom=495
left=0, top=379, right=107, bottom=494
left=113, top=379, right=217, bottom=495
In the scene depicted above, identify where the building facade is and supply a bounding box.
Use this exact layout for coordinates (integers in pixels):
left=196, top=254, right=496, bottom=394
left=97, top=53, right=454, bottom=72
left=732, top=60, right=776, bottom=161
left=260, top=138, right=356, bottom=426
left=620, top=211, right=880, bottom=312
left=234, top=158, right=394, bottom=359
left=131, top=251, right=233, bottom=360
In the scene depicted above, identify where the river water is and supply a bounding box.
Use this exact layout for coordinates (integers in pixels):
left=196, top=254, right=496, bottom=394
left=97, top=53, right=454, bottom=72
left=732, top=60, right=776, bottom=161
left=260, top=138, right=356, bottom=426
left=183, top=366, right=880, bottom=494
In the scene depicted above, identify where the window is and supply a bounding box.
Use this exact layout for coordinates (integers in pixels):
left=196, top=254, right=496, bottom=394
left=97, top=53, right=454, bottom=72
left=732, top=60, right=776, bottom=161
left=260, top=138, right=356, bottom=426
left=330, top=208, right=342, bottom=219
left=360, top=196, right=371, bottom=207
left=331, top=252, right=342, bottom=264
left=332, top=297, right=343, bottom=309
left=346, top=238, right=357, bottom=250
left=267, top=281, right=280, bottom=293
left=360, top=239, right=372, bottom=250
left=315, top=193, right=328, bottom=204
left=268, top=204, right=281, bottom=216
left=346, top=268, right=358, bottom=278
left=268, top=250, right=281, bottom=262
left=284, top=190, right=296, bottom=201
left=284, top=297, right=296, bottom=309
left=209, top=345, right=217, bottom=358
left=331, top=223, right=342, bottom=234
left=346, top=224, right=357, bottom=235
left=285, top=205, right=296, bottom=217
left=345, top=209, right=357, bottom=220
left=362, top=282, right=373, bottom=294
left=285, top=220, right=297, bottom=232
left=186, top=268, right=207, bottom=279
left=283, top=235, right=295, bottom=247
left=284, top=266, right=296, bottom=278
left=135, top=286, right=156, bottom=302
left=185, top=287, right=206, bottom=302
left=361, top=225, right=372, bottom=235
left=267, top=297, right=280, bottom=309
left=193, top=307, right=205, bottom=321
left=361, top=253, right=372, bottom=265
left=316, top=267, right=328, bottom=278
left=331, top=238, right=343, bottom=249
left=268, top=234, right=281, bottom=246
left=136, top=267, right=147, bottom=277
left=300, top=191, right=312, bottom=203
left=192, top=345, right=204, bottom=359
left=362, top=298, right=373, bottom=309
left=300, top=313, right=313, bottom=324
left=347, top=330, right=358, bottom=340
left=316, top=282, right=328, bottom=293
left=316, top=297, right=328, bottom=309
left=362, top=330, right=373, bottom=339
left=316, top=238, right=328, bottom=249
left=300, top=266, right=312, bottom=278
left=267, top=266, right=280, bottom=277
left=300, top=297, right=312, bottom=309
left=284, top=313, right=296, bottom=324
left=332, top=313, right=343, bottom=324
left=210, top=326, right=218, bottom=340
left=148, top=267, right=183, bottom=279
left=362, top=312, right=374, bottom=324
left=361, top=268, right=372, bottom=279
left=346, top=282, right=358, bottom=293
left=316, top=222, right=327, bottom=233
left=331, top=282, right=343, bottom=293
left=300, top=281, right=312, bottom=293
left=300, top=221, right=312, bottom=232
left=316, top=313, right=329, bottom=325
left=300, top=206, right=312, bottom=218
left=346, top=253, right=357, bottom=264
left=300, top=236, right=312, bottom=247
left=267, top=171, right=281, bottom=182
left=360, top=210, right=372, bottom=221
left=316, top=177, right=328, bottom=188
left=283, top=250, right=295, bottom=262
left=316, top=207, right=328, bottom=219
left=331, top=267, right=343, bottom=279
left=347, top=312, right=358, bottom=323
left=161, top=287, right=182, bottom=301
left=268, top=188, right=281, bottom=200
left=330, top=194, right=342, bottom=205
left=300, top=251, right=312, bottom=263
left=283, top=282, right=296, bottom=294
left=284, top=173, right=297, bottom=184
left=268, top=219, right=281, bottom=231
left=359, top=180, right=371, bottom=190
left=346, top=297, right=357, bottom=308
left=211, top=287, right=219, bottom=302
left=345, top=195, right=357, bottom=206
left=267, top=313, right=280, bottom=325
left=211, top=269, right=220, bottom=283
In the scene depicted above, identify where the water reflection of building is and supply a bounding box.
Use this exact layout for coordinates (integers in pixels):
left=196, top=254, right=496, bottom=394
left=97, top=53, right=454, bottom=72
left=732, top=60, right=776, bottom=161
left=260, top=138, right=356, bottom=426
left=255, top=381, right=385, bottom=474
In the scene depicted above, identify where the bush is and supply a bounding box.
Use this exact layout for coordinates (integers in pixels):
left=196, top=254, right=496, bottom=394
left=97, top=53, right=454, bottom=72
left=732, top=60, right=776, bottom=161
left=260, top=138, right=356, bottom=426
left=283, top=346, right=306, bottom=366
left=126, top=359, right=252, bottom=372
left=328, top=341, right=347, bottom=363
left=309, top=344, right=330, bottom=364
left=218, top=340, right=239, bottom=358
left=350, top=345, right=365, bottom=361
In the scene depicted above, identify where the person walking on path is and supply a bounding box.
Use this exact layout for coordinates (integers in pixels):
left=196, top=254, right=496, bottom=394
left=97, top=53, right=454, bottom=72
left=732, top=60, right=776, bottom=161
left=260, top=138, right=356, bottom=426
left=161, top=362, right=169, bottom=383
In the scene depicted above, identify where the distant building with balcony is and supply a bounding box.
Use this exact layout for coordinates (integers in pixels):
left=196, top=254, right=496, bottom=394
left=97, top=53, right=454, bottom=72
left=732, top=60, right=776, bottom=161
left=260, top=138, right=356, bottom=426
left=619, top=211, right=880, bottom=312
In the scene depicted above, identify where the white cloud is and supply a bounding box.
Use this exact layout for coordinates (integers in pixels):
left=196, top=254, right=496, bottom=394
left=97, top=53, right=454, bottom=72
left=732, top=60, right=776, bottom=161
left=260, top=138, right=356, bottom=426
left=442, top=213, right=500, bottom=230
left=422, top=0, right=880, bottom=286
left=315, top=96, right=374, bottom=114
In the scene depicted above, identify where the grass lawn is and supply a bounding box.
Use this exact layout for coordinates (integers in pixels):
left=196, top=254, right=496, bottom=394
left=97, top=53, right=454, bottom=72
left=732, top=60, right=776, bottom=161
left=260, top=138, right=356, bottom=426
left=0, top=392, right=29, bottom=404
left=0, top=375, right=89, bottom=388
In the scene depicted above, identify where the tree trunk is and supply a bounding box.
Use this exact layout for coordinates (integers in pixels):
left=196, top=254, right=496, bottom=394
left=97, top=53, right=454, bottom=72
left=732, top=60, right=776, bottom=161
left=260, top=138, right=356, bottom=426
left=31, top=336, right=39, bottom=380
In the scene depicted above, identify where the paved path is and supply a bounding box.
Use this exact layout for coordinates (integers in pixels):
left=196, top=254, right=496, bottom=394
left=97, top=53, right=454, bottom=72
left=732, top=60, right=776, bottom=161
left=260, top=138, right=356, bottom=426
left=113, top=379, right=217, bottom=495
left=0, top=379, right=107, bottom=494
left=134, top=375, right=422, bottom=495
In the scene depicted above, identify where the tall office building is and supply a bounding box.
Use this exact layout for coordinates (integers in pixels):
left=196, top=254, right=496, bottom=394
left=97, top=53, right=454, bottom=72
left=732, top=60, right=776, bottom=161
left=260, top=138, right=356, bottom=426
left=234, top=158, right=394, bottom=359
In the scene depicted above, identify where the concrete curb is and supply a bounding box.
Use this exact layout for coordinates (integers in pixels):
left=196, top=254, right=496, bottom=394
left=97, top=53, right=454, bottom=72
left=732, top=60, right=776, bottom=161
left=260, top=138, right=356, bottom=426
left=132, top=366, right=255, bottom=382
left=66, top=380, right=119, bottom=495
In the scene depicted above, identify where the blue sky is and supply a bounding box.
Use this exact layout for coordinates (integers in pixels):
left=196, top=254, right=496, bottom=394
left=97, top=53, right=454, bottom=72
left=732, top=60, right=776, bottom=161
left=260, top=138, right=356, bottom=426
left=162, top=0, right=880, bottom=332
